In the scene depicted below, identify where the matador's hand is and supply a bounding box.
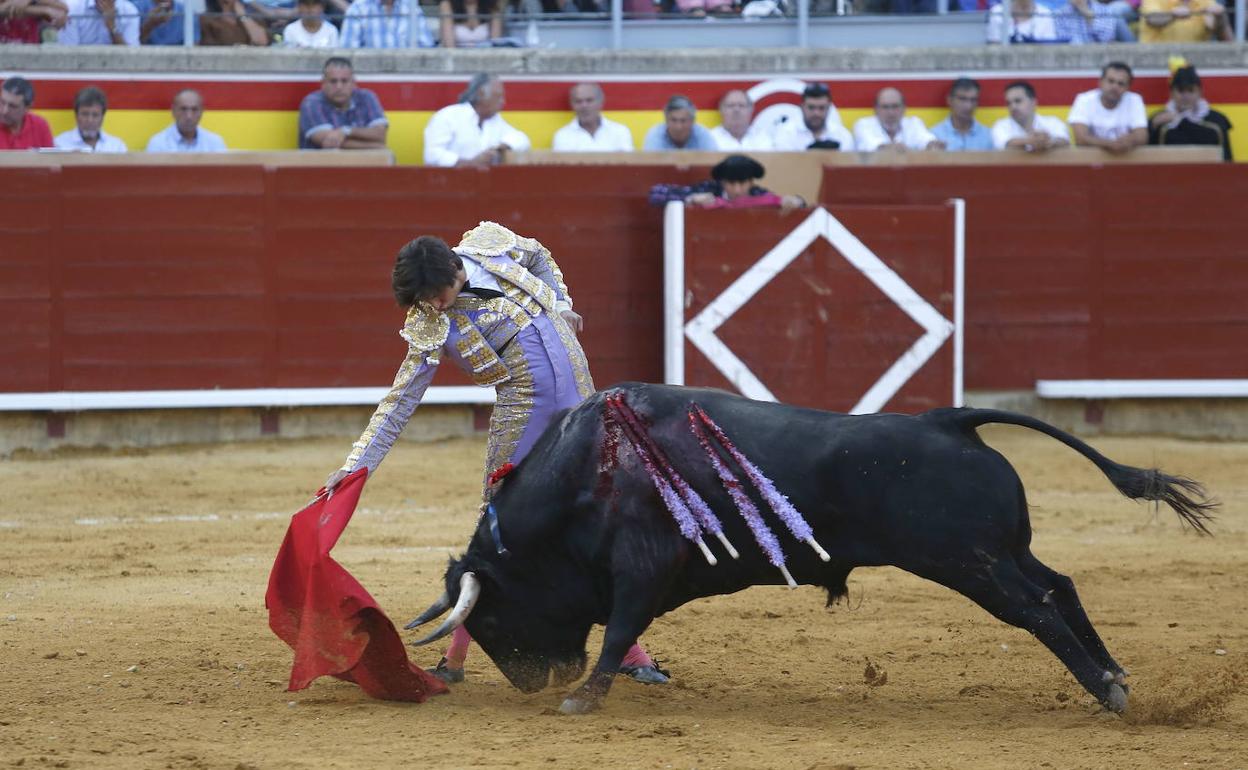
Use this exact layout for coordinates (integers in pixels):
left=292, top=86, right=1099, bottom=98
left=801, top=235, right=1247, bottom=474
left=560, top=309, right=584, bottom=335
left=324, top=468, right=350, bottom=499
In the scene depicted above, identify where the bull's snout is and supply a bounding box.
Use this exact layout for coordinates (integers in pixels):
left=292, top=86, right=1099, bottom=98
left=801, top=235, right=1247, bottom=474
left=551, top=655, right=587, bottom=687
left=498, top=658, right=553, bottom=693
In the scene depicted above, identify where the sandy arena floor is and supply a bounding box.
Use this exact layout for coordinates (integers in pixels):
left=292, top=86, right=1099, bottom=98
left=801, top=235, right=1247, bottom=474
left=1, top=426, right=1246, bottom=769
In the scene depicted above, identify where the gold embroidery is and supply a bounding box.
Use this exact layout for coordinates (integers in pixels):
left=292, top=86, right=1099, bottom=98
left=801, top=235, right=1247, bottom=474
left=341, top=348, right=429, bottom=471
left=481, top=334, right=536, bottom=497
left=481, top=260, right=559, bottom=316
left=513, top=235, right=571, bottom=303
left=551, top=313, right=596, bottom=400
left=456, top=221, right=517, bottom=257
left=399, top=305, right=450, bottom=353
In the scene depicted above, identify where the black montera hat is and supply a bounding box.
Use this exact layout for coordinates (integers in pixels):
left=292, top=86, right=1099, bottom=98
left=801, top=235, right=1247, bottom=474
left=1171, top=66, right=1201, bottom=90
left=711, top=154, right=766, bottom=182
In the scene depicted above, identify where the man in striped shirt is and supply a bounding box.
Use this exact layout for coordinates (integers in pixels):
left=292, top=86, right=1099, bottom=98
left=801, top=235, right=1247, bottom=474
left=340, top=0, right=433, bottom=47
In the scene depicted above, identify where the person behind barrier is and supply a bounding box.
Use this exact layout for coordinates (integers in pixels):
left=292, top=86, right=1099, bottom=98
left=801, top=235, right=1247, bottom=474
left=1069, top=61, right=1147, bottom=154
left=551, top=83, right=634, bottom=153
left=649, top=154, right=806, bottom=212
left=146, top=89, right=228, bottom=152
left=340, top=0, right=433, bottom=47
left=133, top=0, right=200, bottom=45
left=321, top=222, right=668, bottom=687
left=642, top=95, right=716, bottom=151
left=54, top=86, right=128, bottom=153
left=57, top=0, right=141, bottom=45
left=438, top=0, right=502, bottom=47
left=991, top=80, right=1071, bottom=153
left=1149, top=64, right=1233, bottom=161
left=772, top=82, right=853, bottom=152
left=424, top=73, right=531, bottom=167
left=281, top=0, right=338, bottom=46
left=711, top=90, right=773, bottom=152
left=0, top=77, right=53, bottom=150
left=929, top=78, right=993, bottom=152
left=1138, top=0, right=1230, bottom=42
left=853, top=87, right=942, bottom=152
left=299, top=57, right=388, bottom=150
left=0, top=0, right=66, bottom=43
left=200, top=0, right=269, bottom=45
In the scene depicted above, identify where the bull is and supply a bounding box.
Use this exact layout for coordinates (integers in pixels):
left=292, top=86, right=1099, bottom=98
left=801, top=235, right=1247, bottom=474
left=406, top=382, right=1215, bottom=715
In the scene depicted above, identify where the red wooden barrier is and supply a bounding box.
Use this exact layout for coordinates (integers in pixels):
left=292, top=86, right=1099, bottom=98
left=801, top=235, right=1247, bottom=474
left=3, top=163, right=1246, bottom=401
left=821, top=164, right=1248, bottom=389
left=680, top=205, right=956, bottom=414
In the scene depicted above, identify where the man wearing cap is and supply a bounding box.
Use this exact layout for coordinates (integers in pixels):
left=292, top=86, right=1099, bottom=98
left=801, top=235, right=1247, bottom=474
left=1149, top=65, right=1232, bottom=160
left=772, top=82, right=854, bottom=152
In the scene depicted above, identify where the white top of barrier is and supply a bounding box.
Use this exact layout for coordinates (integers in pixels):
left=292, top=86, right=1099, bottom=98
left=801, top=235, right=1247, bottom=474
left=0, top=386, right=494, bottom=412
left=1036, top=380, right=1248, bottom=399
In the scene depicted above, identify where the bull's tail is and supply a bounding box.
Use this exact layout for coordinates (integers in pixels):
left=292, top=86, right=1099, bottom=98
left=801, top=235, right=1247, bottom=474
left=945, top=408, right=1217, bottom=535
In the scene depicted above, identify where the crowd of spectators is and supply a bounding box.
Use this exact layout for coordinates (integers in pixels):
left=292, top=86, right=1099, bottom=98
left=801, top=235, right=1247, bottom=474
left=0, top=0, right=1238, bottom=46
left=0, top=59, right=1233, bottom=162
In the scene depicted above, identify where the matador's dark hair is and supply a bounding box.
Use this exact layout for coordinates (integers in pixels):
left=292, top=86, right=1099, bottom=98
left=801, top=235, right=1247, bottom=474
left=392, top=236, right=464, bottom=307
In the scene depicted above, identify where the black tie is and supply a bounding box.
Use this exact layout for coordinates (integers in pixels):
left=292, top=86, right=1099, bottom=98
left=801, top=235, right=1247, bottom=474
left=461, top=283, right=505, bottom=300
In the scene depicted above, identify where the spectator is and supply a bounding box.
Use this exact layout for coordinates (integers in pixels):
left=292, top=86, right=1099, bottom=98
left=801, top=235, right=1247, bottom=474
left=340, top=0, right=433, bottom=47
left=772, top=82, right=852, bottom=151
left=986, top=0, right=1058, bottom=43
left=669, top=0, right=736, bottom=16
left=0, top=77, right=53, bottom=150
left=853, top=87, right=942, bottom=152
left=1069, top=62, right=1148, bottom=155
left=57, top=0, right=141, bottom=45
left=133, top=0, right=200, bottom=44
left=146, top=89, right=228, bottom=152
left=711, top=89, right=773, bottom=152
left=689, top=155, right=805, bottom=210
left=992, top=80, right=1071, bottom=153
left=54, top=86, right=128, bottom=153
left=551, top=82, right=634, bottom=152
left=1139, top=0, right=1230, bottom=41
left=299, top=57, right=388, bottom=150
left=1149, top=65, right=1233, bottom=161
left=245, top=0, right=299, bottom=30
left=642, top=95, right=717, bottom=151
left=200, top=0, right=269, bottom=44
left=0, top=0, right=67, bottom=44
left=439, top=0, right=501, bottom=47
left=1054, top=0, right=1132, bottom=42
left=929, top=77, right=993, bottom=152
left=282, top=0, right=338, bottom=46
left=423, top=73, right=530, bottom=167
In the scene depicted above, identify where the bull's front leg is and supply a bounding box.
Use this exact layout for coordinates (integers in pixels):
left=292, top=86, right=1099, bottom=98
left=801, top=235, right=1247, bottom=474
left=559, top=613, right=651, bottom=715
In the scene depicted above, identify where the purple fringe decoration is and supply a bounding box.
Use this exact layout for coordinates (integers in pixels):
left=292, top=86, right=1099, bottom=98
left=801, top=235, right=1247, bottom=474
left=691, top=404, right=816, bottom=544
left=689, top=410, right=787, bottom=569
left=606, top=394, right=726, bottom=538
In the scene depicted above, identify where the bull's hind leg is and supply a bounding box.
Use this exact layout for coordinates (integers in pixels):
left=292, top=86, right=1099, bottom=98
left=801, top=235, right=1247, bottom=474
left=1017, top=552, right=1126, bottom=684
left=920, top=557, right=1129, bottom=712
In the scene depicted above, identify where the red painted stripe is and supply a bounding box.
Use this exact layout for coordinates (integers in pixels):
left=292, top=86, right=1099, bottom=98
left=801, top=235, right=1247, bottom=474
left=26, top=74, right=1248, bottom=112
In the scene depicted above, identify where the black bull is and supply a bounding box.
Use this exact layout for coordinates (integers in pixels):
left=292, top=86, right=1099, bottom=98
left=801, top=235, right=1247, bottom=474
left=408, top=383, right=1215, bottom=714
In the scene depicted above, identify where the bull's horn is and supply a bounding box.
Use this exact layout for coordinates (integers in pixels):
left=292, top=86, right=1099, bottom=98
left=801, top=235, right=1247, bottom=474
left=403, top=591, right=451, bottom=630
left=409, top=572, right=480, bottom=647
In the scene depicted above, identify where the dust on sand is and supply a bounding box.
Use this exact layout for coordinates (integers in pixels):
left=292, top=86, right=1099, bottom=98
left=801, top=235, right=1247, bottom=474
left=2, top=427, right=1246, bottom=769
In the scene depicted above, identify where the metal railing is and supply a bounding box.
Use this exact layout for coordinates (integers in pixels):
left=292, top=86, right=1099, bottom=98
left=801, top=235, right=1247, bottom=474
left=33, top=0, right=1248, bottom=49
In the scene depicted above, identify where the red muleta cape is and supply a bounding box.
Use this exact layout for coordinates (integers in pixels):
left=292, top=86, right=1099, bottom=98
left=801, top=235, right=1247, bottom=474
left=265, top=468, right=448, bottom=701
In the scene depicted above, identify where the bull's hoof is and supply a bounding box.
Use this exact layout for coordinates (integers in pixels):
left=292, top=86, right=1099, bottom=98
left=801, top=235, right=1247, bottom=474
left=558, top=695, right=601, bottom=715
left=1102, top=683, right=1128, bottom=714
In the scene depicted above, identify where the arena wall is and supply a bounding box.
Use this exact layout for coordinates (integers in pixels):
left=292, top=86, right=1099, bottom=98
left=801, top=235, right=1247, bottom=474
left=4, top=161, right=1247, bottom=451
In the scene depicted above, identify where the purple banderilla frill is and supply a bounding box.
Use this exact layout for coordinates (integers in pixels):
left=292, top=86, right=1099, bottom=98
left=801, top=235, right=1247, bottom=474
left=688, top=404, right=831, bottom=587
left=603, top=393, right=738, bottom=566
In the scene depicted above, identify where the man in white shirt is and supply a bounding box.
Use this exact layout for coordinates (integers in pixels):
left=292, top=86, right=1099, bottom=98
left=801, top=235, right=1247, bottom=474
left=992, top=80, right=1071, bottom=152
left=423, top=74, right=531, bottom=168
left=145, top=89, right=227, bottom=153
left=282, top=0, right=339, bottom=47
left=54, top=86, right=127, bottom=154
left=551, top=83, right=634, bottom=153
left=57, top=0, right=141, bottom=45
left=772, top=82, right=853, bottom=152
left=711, top=89, right=773, bottom=151
left=1068, top=61, right=1148, bottom=154
left=852, top=87, right=943, bottom=153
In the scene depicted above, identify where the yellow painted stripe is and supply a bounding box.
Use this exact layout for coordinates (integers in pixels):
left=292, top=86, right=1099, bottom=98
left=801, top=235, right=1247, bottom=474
left=43, top=104, right=1248, bottom=163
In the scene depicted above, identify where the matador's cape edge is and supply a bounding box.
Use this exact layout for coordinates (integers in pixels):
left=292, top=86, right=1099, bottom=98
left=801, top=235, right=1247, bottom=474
left=265, top=468, right=448, bottom=702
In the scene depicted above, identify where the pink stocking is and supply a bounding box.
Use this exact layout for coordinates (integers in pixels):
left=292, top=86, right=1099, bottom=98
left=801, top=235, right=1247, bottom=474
left=444, top=625, right=471, bottom=668
left=620, top=642, right=653, bottom=669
